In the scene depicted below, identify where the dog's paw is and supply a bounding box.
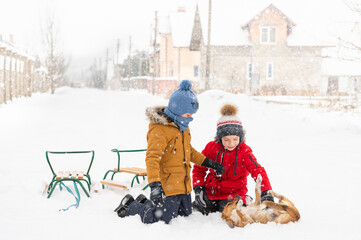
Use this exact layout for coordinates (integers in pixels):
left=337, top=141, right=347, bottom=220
left=256, top=174, right=263, bottom=184
left=255, top=174, right=263, bottom=194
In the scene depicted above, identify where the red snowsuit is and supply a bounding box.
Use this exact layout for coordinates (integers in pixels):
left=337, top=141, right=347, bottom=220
left=192, top=140, right=272, bottom=205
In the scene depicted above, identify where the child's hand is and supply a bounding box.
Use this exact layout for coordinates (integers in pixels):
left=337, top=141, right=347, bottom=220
left=150, top=181, right=166, bottom=206
left=193, top=186, right=213, bottom=215
left=202, top=158, right=225, bottom=176
left=261, top=190, right=274, bottom=203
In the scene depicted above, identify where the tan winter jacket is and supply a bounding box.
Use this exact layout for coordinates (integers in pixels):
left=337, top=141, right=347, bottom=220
left=145, top=106, right=206, bottom=196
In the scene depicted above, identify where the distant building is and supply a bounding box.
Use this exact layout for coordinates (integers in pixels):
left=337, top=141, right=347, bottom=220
left=152, top=6, right=202, bottom=94
left=192, top=4, right=327, bottom=95
left=155, top=3, right=360, bottom=96
left=321, top=22, right=361, bottom=95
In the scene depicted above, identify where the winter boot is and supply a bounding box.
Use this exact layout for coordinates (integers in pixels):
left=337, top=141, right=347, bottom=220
left=114, top=194, right=134, bottom=218
left=135, top=194, right=148, bottom=204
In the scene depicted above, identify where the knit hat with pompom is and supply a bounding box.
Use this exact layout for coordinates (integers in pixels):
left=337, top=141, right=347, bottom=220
left=164, top=80, right=199, bottom=117
left=216, top=104, right=244, bottom=141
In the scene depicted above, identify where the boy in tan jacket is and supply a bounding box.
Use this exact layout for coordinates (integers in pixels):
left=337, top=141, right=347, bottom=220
left=114, top=80, right=224, bottom=224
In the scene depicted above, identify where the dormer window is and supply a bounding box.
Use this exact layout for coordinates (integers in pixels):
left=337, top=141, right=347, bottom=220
left=260, top=26, right=276, bottom=44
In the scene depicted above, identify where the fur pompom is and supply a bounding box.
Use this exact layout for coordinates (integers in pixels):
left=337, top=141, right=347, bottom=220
left=179, top=80, right=192, bottom=90
left=220, top=104, right=237, bottom=116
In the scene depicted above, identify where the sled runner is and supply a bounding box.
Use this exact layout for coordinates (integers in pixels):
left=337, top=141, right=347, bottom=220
left=101, top=149, right=148, bottom=190
left=45, top=150, right=95, bottom=198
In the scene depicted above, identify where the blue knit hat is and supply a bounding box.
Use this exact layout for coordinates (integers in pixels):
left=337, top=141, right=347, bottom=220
left=164, top=80, right=199, bottom=117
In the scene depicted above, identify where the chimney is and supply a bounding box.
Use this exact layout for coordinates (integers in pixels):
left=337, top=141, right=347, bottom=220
left=178, top=6, right=186, bottom=13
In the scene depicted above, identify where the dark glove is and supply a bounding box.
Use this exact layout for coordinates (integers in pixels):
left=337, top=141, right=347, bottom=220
left=201, top=158, right=225, bottom=176
left=261, top=190, right=274, bottom=203
left=149, top=181, right=166, bottom=206
left=193, top=186, right=212, bottom=215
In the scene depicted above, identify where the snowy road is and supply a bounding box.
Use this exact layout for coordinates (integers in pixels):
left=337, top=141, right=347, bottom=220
left=0, top=87, right=361, bottom=240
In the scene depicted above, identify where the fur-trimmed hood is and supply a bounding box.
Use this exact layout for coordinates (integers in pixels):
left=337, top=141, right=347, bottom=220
left=145, top=106, right=170, bottom=126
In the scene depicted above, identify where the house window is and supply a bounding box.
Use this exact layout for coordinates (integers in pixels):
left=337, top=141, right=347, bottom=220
left=261, top=27, right=276, bottom=44
left=267, top=63, right=273, bottom=79
left=194, top=65, right=199, bottom=77
left=247, top=63, right=252, bottom=79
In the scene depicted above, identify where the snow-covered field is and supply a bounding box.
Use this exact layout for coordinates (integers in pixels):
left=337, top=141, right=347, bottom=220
left=1, top=87, right=361, bottom=240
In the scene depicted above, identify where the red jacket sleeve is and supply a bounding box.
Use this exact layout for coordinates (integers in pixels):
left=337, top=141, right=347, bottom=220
left=192, top=142, right=212, bottom=188
left=243, top=151, right=272, bottom=192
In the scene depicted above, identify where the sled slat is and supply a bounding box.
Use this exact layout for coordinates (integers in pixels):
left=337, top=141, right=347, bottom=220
left=56, top=171, right=64, bottom=180
left=78, top=171, right=84, bottom=179
left=64, top=171, right=70, bottom=179
left=100, top=180, right=127, bottom=189
left=114, top=167, right=147, bottom=175
left=71, top=171, right=77, bottom=178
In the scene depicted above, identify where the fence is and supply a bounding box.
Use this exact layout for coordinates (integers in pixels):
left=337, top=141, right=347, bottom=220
left=0, top=42, right=49, bottom=105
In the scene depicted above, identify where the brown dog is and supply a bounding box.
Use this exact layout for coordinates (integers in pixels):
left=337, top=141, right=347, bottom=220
left=222, top=174, right=300, bottom=228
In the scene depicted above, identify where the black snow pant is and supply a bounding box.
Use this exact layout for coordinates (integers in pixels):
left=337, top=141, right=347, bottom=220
left=126, top=194, right=192, bottom=224
left=193, top=198, right=233, bottom=214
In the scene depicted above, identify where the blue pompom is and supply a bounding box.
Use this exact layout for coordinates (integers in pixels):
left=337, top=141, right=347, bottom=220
left=179, top=80, right=192, bottom=90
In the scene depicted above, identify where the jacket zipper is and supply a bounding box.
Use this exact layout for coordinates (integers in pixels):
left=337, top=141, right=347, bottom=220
left=182, top=131, right=188, bottom=193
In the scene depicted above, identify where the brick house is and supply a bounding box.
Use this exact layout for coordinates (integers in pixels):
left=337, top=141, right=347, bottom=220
left=194, top=4, right=326, bottom=95
left=156, top=4, right=330, bottom=95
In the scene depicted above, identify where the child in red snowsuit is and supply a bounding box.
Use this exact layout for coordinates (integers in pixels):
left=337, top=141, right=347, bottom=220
left=192, top=104, right=274, bottom=214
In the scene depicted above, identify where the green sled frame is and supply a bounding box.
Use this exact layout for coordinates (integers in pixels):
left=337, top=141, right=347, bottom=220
left=102, top=148, right=148, bottom=190
left=45, top=150, right=95, bottom=198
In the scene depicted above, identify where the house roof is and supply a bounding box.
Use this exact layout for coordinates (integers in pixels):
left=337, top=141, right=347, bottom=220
left=170, top=9, right=195, bottom=47
left=242, top=4, right=296, bottom=29
left=322, top=58, right=361, bottom=76
left=157, top=0, right=358, bottom=49
left=157, top=7, right=195, bottom=47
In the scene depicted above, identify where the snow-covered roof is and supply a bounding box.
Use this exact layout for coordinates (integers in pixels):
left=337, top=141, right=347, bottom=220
left=287, top=24, right=334, bottom=47
left=242, top=4, right=296, bottom=29
left=159, top=0, right=358, bottom=48
left=322, top=58, right=361, bottom=76
left=170, top=10, right=195, bottom=47
left=157, top=7, right=195, bottom=47
left=0, top=40, right=35, bottom=60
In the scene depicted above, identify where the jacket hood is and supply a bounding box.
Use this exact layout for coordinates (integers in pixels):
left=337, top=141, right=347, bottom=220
left=146, top=106, right=170, bottom=125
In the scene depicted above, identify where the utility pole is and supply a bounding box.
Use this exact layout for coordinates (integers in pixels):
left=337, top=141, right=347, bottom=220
left=116, top=39, right=120, bottom=65
left=152, top=11, right=158, bottom=95
left=99, top=58, right=102, bottom=88
left=205, top=0, right=212, bottom=90
left=139, top=51, right=143, bottom=77
left=127, top=36, right=132, bottom=90
left=105, top=48, right=108, bottom=88
left=116, top=39, right=120, bottom=89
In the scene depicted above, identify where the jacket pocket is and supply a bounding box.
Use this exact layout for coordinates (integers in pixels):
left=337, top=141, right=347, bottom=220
left=162, top=166, right=186, bottom=193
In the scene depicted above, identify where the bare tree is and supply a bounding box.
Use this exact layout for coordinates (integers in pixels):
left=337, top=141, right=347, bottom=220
left=344, top=0, right=361, bottom=13
left=42, top=14, right=70, bottom=94
left=338, top=0, right=361, bottom=61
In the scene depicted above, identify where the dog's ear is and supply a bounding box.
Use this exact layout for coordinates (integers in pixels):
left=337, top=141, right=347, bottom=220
left=226, top=219, right=236, bottom=228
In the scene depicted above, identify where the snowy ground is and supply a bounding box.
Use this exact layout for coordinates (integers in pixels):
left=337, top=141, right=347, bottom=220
left=1, top=87, right=361, bottom=240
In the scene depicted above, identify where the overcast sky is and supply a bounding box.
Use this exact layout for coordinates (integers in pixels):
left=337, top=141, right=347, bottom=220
left=0, top=0, right=358, bottom=80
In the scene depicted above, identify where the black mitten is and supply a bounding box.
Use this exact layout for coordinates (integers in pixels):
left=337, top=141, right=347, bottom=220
left=201, top=158, right=225, bottom=175
left=149, top=181, right=166, bottom=206
left=261, top=190, right=274, bottom=203
left=193, top=186, right=212, bottom=215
